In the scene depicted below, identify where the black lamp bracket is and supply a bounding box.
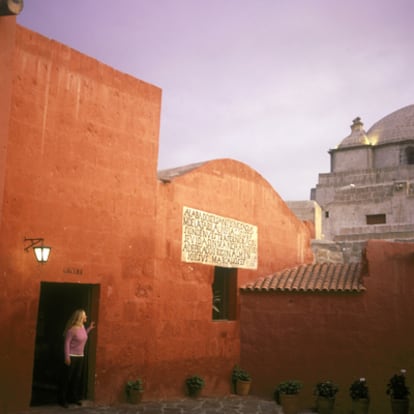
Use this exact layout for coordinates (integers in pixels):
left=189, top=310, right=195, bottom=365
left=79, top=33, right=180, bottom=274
left=24, top=238, right=45, bottom=252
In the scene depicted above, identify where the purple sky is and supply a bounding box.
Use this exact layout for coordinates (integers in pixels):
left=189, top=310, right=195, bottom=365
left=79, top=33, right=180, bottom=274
left=17, top=0, right=414, bottom=200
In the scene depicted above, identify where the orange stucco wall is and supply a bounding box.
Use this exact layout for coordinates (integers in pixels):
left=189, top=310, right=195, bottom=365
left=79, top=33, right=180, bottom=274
left=240, top=239, right=414, bottom=413
left=0, top=23, right=161, bottom=411
left=0, top=21, right=313, bottom=412
left=0, top=16, right=16, bottom=226
left=4, top=17, right=413, bottom=414
left=152, top=159, right=313, bottom=397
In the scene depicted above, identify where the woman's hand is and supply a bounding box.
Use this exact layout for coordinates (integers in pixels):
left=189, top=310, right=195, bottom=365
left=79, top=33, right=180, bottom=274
left=90, top=321, right=96, bottom=330
left=64, top=357, right=71, bottom=366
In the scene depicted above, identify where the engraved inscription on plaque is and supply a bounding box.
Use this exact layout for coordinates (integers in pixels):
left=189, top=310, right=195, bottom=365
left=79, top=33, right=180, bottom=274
left=181, top=206, right=258, bottom=269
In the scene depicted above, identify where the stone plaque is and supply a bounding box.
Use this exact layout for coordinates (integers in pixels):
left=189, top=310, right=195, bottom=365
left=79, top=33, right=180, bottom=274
left=182, top=206, right=258, bottom=269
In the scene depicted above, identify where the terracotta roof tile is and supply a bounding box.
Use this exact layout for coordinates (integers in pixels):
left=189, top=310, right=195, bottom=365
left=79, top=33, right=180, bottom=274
left=241, top=262, right=366, bottom=293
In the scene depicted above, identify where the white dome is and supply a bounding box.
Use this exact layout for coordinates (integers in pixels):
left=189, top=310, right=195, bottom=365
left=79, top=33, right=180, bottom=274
left=337, top=105, right=414, bottom=148
left=367, top=104, right=414, bottom=145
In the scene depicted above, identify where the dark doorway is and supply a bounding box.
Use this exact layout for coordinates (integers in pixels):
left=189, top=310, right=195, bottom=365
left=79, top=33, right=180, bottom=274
left=30, top=282, right=99, bottom=406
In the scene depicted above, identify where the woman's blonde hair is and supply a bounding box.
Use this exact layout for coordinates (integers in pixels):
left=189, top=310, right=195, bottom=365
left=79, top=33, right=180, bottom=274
left=63, top=309, right=86, bottom=335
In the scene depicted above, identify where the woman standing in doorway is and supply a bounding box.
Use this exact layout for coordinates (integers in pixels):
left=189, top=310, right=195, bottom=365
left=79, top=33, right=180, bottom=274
left=59, top=309, right=95, bottom=408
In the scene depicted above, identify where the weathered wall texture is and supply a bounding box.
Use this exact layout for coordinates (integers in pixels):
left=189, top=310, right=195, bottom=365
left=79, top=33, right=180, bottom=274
left=316, top=171, right=414, bottom=242
left=0, top=23, right=161, bottom=411
left=0, top=16, right=16, bottom=225
left=153, top=160, right=313, bottom=396
left=0, top=21, right=313, bottom=412
left=331, top=147, right=372, bottom=172
left=240, top=239, right=414, bottom=414
left=286, top=200, right=321, bottom=240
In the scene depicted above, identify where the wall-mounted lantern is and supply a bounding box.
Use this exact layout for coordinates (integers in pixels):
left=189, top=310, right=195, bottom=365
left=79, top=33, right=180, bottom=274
left=24, top=238, right=51, bottom=263
left=0, top=0, right=24, bottom=16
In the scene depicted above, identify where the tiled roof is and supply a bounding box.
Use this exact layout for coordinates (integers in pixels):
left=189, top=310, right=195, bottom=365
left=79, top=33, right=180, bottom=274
left=241, top=262, right=366, bottom=293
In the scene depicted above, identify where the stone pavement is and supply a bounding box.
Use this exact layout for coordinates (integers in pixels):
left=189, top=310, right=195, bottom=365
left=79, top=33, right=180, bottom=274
left=21, top=395, right=316, bottom=414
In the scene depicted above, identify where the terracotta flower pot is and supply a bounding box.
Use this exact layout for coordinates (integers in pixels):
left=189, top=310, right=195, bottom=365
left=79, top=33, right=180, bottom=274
left=316, top=396, right=335, bottom=414
left=352, top=398, right=369, bottom=414
left=127, top=389, right=143, bottom=404
left=280, top=393, right=300, bottom=414
left=236, top=379, right=251, bottom=395
left=391, top=398, right=409, bottom=414
left=188, top=388, right=202, bottom=398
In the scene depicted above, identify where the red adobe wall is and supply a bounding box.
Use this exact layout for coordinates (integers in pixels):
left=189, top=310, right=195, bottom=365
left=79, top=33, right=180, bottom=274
left=0, top=16, right=16, bottom=226
left=0, top=23, right=161, bottom=411
left=0, top=20, right=315, bottom=412
left=240, top=239, right=414, bottom=413
left=152, top=159, right=314, bottom=397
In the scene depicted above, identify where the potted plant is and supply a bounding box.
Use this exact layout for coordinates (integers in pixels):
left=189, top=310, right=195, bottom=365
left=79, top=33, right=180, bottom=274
left=349, top=377, right=369, bottom=414
left=185, top=374, right=205, bottom=397
left=314, top=380, right=339, bottom=414
left=387, top=369, right=410, bottom=414
left=274, top=380, right=303, bottom=414
left=125, top=378, right=144, bottom=404
left=232, top=365, right=252, bottom=395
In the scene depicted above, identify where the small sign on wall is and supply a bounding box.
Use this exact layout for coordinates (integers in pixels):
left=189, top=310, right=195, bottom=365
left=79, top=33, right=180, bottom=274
left=63, top=267, right=83, bottom=275
left=182, top=206, right=258, bottom=269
